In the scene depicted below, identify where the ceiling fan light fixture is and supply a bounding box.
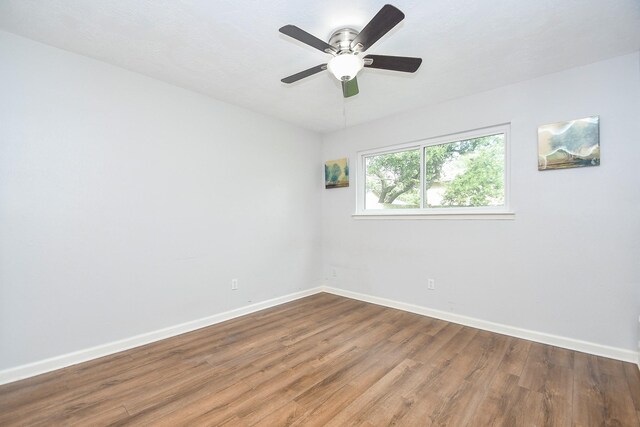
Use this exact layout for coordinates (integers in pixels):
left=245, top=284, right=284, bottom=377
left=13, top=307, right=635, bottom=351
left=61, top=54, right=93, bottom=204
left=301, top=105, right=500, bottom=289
left=327, top=54, right=364, bottom=81
left=279, top=5, right=420, bottom=97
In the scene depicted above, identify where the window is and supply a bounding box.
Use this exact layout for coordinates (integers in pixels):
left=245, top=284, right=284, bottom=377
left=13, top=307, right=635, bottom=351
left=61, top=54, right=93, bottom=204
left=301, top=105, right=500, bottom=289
left=356, top=125, right=511, bottom=218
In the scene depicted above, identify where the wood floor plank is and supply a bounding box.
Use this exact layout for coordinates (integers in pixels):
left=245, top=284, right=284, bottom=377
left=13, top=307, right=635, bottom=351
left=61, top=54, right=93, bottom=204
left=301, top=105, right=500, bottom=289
left=132, top=313, right=398, bottom=423
left=573, top=352, right=640, bottom=427
left=1, top=293, right=638, bottom=426
left=460, top=330, right=511, bottom=385
left=624, top=362, right=640, bottom=413
left=427, top=331, right=511, bottom=425
left=408, top=322, right=467, bottom=364
left=67, top=405, right=130, bottom=426
left=499, top=336, right=531, bottom=376
left=599, top=371, right=639, bottom=426
left=121, top=298, right=380, bottom=422
left=573, top=352, right=608, bottom=426
left=413, top=331, right=508, bottom=426
left=248, top=400, right=302, bottom=426
left=323, top=358, right=421, bottom=426
left=467, top=372, right=530, bottom=427
left=391, top=389, right=444, bottom=426
left=519, top=342, right=573, bottom=426
left=289, top=384, right=369, bottom=427
left=0, top=354, right=201, bottom=425
left=519, top=342, right=574, bottom=397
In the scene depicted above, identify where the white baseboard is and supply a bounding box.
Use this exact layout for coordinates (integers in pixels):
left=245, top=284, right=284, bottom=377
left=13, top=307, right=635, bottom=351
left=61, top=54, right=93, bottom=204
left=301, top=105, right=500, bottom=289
left=2, top=285, right=637, bottom=385
left=0, top=287, right=324, bottom=386
left=322, top=286, right=639, bottom=364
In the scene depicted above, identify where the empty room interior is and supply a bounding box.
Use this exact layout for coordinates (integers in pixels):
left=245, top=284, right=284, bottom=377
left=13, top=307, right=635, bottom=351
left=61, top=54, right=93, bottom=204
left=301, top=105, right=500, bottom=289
left=1, top=0, right=639, bottom=425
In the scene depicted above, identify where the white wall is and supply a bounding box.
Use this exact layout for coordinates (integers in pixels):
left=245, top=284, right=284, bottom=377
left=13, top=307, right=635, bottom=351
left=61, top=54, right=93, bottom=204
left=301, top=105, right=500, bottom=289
left=1, top=28, right=638, bottom=377
left=0, top=31, right=323, bottom=371
left=321, top=53, right=640, bottom=355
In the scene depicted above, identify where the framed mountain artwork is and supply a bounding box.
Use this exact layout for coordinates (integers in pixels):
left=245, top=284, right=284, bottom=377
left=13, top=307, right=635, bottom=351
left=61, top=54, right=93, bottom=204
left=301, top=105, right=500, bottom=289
left=538, top=116, right=600, bottom=171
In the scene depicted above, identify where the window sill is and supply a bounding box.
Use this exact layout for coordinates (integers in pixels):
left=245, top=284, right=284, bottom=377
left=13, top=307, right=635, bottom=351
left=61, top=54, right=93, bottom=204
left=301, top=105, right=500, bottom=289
left=352, top=211, right=515, bottom=220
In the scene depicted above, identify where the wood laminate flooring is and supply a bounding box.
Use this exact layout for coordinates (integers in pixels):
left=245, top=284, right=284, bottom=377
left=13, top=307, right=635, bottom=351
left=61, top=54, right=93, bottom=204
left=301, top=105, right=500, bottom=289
left=1, top=293, right=639, bottom=426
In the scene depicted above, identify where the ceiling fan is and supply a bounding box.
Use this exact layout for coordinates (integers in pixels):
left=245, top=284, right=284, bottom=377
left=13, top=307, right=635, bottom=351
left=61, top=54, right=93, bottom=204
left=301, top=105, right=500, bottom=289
left=279, top=4, right=422, bottom=98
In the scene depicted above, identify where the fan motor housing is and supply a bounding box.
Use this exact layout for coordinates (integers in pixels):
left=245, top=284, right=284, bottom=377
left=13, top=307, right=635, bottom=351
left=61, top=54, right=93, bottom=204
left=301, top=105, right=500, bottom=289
left=329, top=28, right=360, bottom=53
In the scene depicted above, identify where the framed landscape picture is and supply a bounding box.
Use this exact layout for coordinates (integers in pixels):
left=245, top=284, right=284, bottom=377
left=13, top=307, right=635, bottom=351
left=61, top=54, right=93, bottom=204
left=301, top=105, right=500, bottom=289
left=325, top=158, right=349, bottom=189
left=538, top=116, right=600, bottom=171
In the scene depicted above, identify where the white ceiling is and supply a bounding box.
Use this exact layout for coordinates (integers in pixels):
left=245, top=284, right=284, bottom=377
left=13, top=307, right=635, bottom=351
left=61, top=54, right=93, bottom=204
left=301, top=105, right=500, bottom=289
left=1, top=0, right=639, bottom=133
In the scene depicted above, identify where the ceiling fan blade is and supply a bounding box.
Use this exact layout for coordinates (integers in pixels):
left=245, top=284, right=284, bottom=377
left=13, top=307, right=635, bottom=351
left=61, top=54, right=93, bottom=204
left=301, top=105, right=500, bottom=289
left=364, top=55, right=422, bottom=72
left=279, top=25, right=337, bottom=54
left=350, top=4, right=405, bottom=52
left=281, top=64, right=327, bottom=84
left=342, top=78, right=359, bottom=98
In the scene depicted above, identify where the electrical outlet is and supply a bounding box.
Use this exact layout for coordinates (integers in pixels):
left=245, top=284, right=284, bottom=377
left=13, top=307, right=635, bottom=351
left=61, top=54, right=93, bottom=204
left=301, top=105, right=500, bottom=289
left=427, top=278, right=435, bottom=290
left=231, top=278, right=238, bottom=290
left=332, top=269, right=337, bottom=278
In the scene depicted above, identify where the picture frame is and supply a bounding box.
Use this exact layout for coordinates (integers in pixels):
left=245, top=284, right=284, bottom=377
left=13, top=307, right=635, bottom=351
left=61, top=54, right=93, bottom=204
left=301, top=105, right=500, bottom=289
left=325, top=158, right=349, bottom=189
left=538, top=116, right=600, bottom=171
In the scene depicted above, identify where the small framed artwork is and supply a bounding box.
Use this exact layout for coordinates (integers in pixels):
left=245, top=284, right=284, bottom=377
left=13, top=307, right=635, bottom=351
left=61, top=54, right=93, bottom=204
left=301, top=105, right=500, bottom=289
left=325, top=158, right=349, bottom=189
left=538, top=116, right=600, bottom=171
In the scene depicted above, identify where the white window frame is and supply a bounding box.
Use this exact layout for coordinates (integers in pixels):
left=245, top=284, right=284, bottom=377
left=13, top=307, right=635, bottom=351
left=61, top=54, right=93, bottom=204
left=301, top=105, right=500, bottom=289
left=354, top=124, right=514, bottom=220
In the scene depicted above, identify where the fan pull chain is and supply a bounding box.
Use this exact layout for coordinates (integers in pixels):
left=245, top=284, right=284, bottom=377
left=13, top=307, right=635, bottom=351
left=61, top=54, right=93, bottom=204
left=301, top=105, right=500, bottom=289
left=343, top=101, right=347, bottom=130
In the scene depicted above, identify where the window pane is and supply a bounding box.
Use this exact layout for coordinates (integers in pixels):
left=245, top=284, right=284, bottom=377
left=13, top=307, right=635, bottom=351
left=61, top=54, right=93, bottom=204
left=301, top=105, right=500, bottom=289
left=425, top=134, right=505, bottom=208
left=365, top=149, right=420, bottom=209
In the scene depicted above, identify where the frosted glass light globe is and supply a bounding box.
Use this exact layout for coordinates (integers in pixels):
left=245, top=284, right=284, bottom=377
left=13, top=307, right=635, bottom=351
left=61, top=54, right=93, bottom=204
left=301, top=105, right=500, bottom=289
left=327, top=54, right=364, bottom=81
